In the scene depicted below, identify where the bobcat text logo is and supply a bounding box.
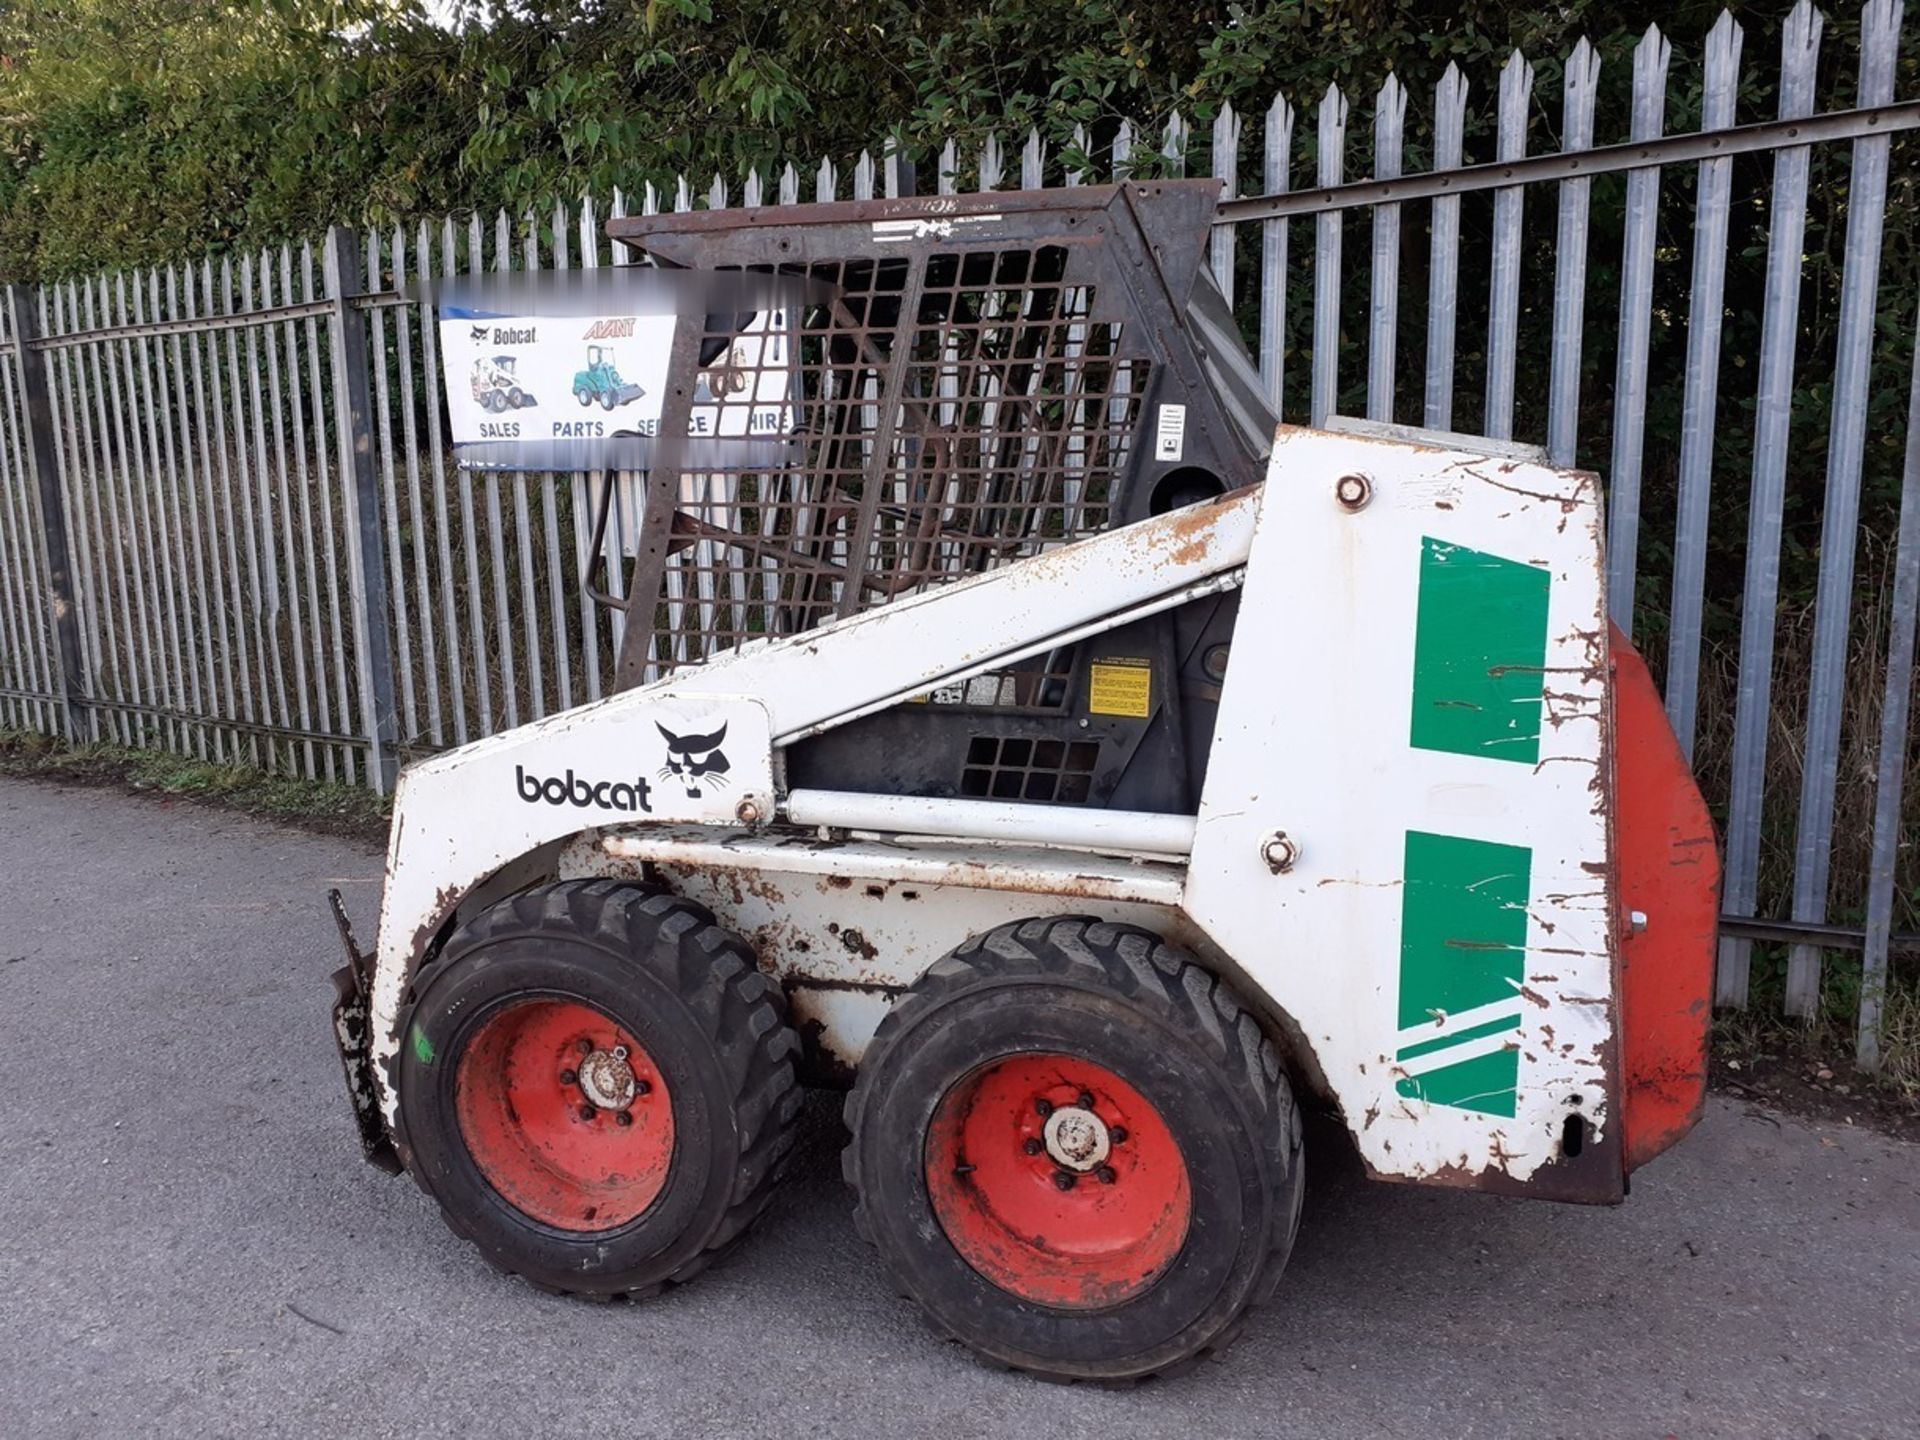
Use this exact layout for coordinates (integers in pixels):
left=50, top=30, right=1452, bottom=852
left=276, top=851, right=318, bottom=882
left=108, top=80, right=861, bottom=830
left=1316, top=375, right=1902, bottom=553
left=514, top=765, right=653, bottom=813
left=656, top=722, right=730, bottom=800
left=582, top=316, right=638, bottom=341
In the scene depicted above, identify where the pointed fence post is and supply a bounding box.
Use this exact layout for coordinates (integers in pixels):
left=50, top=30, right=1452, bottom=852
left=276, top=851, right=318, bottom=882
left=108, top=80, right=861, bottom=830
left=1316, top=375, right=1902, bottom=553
left=1311, top=84, right=1348, bottom=428
left=5, top=284, right=88, bottom=740
left=322, top=226, right=400, bottom=793
left=1785, top=0, right=1903, bottom=1019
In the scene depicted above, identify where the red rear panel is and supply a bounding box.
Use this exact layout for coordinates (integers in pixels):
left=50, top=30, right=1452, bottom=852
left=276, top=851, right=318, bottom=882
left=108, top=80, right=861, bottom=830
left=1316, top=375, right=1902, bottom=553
left=1611, top=626, right=1721, bottom=1172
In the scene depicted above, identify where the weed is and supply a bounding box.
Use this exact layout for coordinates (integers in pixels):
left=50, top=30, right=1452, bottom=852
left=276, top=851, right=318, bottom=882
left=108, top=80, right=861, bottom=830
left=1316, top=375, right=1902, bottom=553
left=0, top=730, right=390, bottom=846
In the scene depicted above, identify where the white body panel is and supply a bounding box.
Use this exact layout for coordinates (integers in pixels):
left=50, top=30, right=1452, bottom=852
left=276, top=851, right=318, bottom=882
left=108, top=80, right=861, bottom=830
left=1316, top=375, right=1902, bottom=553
left=1185, top=428, right=1613, bottom=1183
left=366, top=430, right=1616, bottom=1194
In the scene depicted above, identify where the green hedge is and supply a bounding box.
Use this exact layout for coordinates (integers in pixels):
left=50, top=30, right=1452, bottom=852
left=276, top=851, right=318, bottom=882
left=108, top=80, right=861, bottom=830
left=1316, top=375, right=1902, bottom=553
left=0, top=2, right=1896, bottom=275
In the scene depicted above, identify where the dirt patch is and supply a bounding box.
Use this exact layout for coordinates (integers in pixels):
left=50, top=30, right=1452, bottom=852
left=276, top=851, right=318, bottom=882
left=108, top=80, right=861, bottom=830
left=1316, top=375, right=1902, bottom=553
left=0, top=731, right=390, bottom=847
left=1711, top=1047, right=1920, bottom=1145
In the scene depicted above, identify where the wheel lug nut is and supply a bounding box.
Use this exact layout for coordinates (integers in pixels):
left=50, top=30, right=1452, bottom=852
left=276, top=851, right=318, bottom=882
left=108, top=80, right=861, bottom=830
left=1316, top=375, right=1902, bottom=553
left=578, top=1038, right=594, bottom=1055
left=1076, top=1091, right=1094, bottom=1110
left=1035, top=1099, right=1053, bottom=1118
left=1023, top=1138, right=1043, bottom=1156
left=634, top=1079, right=652, bottom=1097
left=579, top=1104, right=597, bottom=1121
left=615, top=1111, right=633, bottom=1128
left=1110, top=1126, right=1128, bottom=1144
left=560, top=1068, right=577, bottom=1086
left=1053, top=1171, right=1076, bottom=1192
left=1096, top=1165, right=1117, bottom=1185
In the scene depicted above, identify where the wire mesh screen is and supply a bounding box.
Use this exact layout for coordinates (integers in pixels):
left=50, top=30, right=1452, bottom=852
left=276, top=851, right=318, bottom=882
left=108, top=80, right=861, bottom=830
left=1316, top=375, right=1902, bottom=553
left=645, top=244, right=1150, bottom=673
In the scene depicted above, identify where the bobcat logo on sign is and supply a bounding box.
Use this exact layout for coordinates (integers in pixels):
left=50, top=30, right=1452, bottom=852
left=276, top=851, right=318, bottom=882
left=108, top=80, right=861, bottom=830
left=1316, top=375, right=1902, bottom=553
left=656, top=723, right=731, bottom=800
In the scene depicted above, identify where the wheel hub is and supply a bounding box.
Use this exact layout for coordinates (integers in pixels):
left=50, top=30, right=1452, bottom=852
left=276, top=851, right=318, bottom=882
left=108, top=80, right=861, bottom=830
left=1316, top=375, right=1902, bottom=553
left=924, top=1052, right=1191, bottom=1309
left=1042, top=1105, right=1110, bottom=1172
left=578, top=1045, right=638, bottom=1111
left=453, top=1000, right=674, bottom=1231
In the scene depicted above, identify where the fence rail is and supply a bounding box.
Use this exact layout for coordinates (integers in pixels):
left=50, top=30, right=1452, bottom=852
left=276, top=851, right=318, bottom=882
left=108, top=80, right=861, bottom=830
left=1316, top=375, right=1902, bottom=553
left=0, top=0, right=1915, bottom=1063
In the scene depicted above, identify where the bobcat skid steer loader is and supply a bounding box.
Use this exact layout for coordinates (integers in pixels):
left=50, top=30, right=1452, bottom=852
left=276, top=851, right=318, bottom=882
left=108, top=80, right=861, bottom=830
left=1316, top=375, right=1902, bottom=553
left=329, top=181, right=1720, bottom=1382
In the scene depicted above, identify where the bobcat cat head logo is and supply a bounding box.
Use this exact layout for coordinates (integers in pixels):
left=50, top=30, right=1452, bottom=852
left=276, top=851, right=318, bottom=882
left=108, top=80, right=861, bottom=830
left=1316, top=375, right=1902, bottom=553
left=656, top=722, right=730, bottom=800
left=469, top=323, right=490, bottom=342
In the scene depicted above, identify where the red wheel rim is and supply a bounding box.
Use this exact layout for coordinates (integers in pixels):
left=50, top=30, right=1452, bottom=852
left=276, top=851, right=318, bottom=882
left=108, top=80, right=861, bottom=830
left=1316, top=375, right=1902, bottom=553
left=454, top=998, right=674, bottom=1232
left=924, top=1052, right=1191, bottom=1308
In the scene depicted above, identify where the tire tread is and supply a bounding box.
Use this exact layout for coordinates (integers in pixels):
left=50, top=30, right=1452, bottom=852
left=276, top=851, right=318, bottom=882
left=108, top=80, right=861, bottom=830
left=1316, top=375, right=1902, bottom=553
left=842, top=915, right=1301, bottom=1383
left=396, top=878, right=800, bottom=1301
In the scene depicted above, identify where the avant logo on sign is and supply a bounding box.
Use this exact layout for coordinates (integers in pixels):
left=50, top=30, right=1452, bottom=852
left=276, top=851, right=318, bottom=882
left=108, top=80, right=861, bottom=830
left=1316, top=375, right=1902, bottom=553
left=514, top=766, right=653, bottom=814
left=582, top=317, right=638, bottom=341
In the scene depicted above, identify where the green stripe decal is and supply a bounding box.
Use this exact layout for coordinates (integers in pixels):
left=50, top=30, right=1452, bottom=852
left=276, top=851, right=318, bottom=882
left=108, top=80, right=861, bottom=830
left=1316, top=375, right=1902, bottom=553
left=1395, top=1012, right=1523, bottom=1062
left=1397, top=1049, right=1521, bottom=1117
left=1395, top=830, right=1531, bottom=1118
left=1409, top=536, right=1551, bottom=764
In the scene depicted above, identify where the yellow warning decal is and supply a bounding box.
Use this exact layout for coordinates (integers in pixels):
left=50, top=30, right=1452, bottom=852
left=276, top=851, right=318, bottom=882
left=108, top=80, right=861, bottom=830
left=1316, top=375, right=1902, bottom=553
left=1088, top=658, right=1153, bottom=718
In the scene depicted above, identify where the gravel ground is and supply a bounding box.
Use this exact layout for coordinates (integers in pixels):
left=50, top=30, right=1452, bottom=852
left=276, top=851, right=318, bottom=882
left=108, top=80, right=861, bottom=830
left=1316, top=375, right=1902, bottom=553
left=2, top=774, right=1916, bottom=1440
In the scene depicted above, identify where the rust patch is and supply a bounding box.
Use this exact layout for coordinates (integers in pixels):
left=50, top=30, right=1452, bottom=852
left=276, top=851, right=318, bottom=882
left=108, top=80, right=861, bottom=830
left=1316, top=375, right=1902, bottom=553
left=1160, top=488, right=1252, bottom=567
left=839, top=926, right=879, bottom=961
left=791, top=1014, right=858, bottom=1088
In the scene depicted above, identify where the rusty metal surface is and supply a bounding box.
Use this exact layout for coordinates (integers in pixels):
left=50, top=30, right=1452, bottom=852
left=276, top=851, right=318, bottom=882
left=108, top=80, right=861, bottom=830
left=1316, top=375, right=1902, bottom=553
left=325, top=886, right=400, bottom=1172
left=560, top=825, right=1191, bottom=1074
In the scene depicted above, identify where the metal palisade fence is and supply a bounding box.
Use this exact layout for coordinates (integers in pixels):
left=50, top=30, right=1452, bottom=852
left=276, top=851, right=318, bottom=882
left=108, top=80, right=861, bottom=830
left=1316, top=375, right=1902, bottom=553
left=0, top=0, right=1914, bottom=1060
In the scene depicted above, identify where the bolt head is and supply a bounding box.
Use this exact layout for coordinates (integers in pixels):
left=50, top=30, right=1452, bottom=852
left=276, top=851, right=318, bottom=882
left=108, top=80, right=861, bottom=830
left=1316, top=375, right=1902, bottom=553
left=1335, top=472, right=1373, bottom=511
left=1035, top=1098, right=1054, bottom=1118
left=1076, top=1090, right=1094, bottom=1110
left=735, top=798, right=763, bottom=825
left=1053, top=1171, right=1077, bottom=1192
left=634, top=1078, right=652, bottom=1097
left=1096, top=1165, right=1117, bottom=1185
left=578, top=1038, right=595, bottom=1055
left=579, top=1104, right=598, bottom=1121
left=1023, top=1138, right=1044, bottom=1156
left=1261, top=831, right=1300, bottom=874
left=560, top=1068, right=577, bottom=1086
left=615, top=1110, right=633, bottom=1128
left=1109, top=1126, right=1128, bottom=1145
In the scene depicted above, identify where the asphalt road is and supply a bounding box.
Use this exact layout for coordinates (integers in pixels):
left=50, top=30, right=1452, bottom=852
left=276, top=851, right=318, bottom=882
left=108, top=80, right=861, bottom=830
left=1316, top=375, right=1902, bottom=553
left=2, top=775, right=1917, bottom=1440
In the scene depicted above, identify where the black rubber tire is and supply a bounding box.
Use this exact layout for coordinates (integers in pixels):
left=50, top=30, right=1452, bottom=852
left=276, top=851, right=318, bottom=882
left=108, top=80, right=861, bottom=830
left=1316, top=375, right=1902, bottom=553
left=843, top=917, right=1304, bottom=1382
left=395, top=879, right=802, bottom=1298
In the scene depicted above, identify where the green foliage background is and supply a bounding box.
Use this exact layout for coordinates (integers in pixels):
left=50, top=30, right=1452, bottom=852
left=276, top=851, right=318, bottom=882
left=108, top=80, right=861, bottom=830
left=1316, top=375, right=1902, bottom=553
left=0, top=1, right=1901, bottom=276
